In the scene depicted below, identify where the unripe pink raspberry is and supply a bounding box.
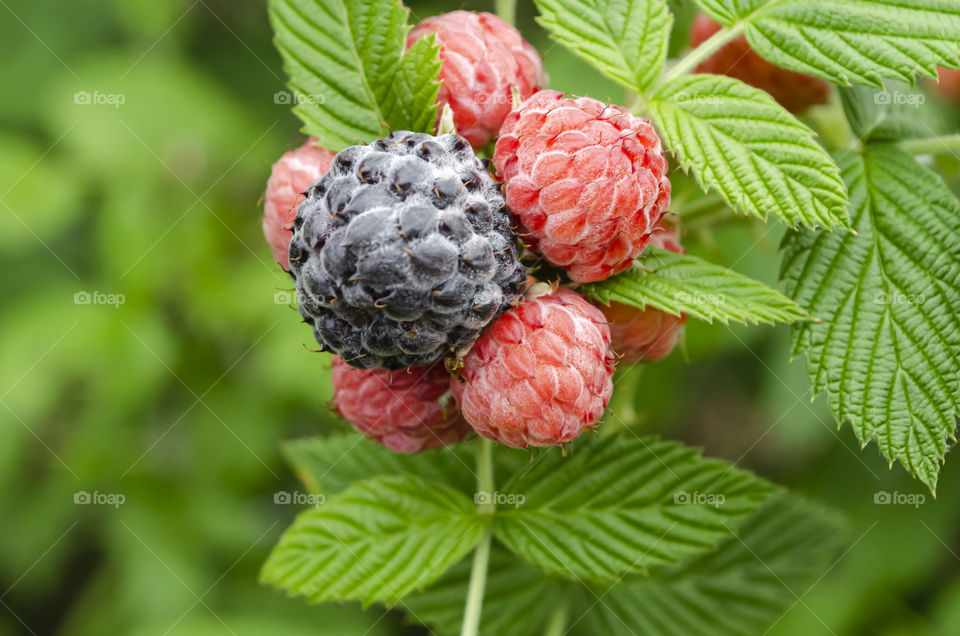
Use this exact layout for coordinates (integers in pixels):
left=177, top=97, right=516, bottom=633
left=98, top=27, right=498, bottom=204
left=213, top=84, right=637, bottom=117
left=263, top=139, right=335, bottom=270
left=407, top=11, right=545, bottom=148
left=690, top=13, right=829, bottom=114
left=494, top=90, right=671, bottom=283
left=598, top=219, right=686, bottom=363
left=451, top=287, right=615, bottom=448
left=331, top=357, right=470, bottom=453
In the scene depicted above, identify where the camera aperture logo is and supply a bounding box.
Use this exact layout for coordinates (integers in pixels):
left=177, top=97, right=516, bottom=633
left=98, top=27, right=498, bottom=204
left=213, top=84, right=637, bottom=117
left=474, top=490, right=525, bottom=508
left=874, top=491, right=925, bottom=508
left=674, top=490, right=726, bottom=508
left=274, top=491, right=325, bottom=507
left=74, top=491, right=125, bottom=508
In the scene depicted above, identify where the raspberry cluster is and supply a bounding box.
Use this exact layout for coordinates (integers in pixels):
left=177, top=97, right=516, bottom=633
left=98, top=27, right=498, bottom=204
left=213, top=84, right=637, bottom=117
left=262, top=11, right=680, bottom=451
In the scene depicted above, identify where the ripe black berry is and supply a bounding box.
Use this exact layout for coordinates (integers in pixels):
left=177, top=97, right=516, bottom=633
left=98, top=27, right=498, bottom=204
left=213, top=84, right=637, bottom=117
left=289, top=131, right=526, bottom=369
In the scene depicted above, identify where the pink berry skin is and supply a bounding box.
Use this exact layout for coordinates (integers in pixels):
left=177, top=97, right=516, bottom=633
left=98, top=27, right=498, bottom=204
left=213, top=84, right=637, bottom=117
left=263, top=139, right=335, bottom=270
left=407, top=11, right=545, bottom=148
left=331, top=357, right=471, bottom=454
left=598, top=219, right=687, bottom=363
left=494, top=90, right=671, bottom=283
left=451, top=288, right=615, bottom=448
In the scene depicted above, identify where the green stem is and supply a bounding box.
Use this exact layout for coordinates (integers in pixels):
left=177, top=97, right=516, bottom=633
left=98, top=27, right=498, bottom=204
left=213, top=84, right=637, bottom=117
left=460, top=437, right=496, bottom=636
left=495, top=0, right=516, bottom=25
left=543, top=603, right=569, bottom=636
left=899, top=134, right=960, bottom=156
left=661, top=22, right=745, bottom=84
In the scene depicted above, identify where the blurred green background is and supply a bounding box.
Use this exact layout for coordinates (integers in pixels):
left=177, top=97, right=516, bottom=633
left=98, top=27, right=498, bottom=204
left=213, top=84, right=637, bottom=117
left=2, top=0, right=960, bottom=634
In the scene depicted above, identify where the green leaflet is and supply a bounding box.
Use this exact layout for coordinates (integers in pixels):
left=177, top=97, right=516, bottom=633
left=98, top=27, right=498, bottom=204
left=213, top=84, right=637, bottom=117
left=534, top=0, right=672, bottom=92
left=268, top=0, right=441, bottom=150
left=493, top=435, right=773, bottom=580
left=580, top=494, right=846, bottom=635
left=582, top=247, right=807, bottom=325
left=649, top=74, right=849, bottom=229
left=695, top=0, right=960, bottom=86
left=781, top=145, right=960, bottom=491
left=260, top=475, right=483, bottom=605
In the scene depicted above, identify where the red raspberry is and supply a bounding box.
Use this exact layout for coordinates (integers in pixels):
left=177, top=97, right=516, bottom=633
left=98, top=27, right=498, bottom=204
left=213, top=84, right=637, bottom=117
left=601, top=300, right=687, bottom=363
left=451, top=287, right=615, bottom=448
left=407, top=11, right=544, bottom=148
left=598, top=220, right=687, bottom=363
left=331, top=357, right=470, bottom=453
left=933, top=67, right=960, bottom=103
left=690, top=13, right=829, bottom=114
left=263, top=139, right=334, bottom=270
left=494, top=90, right=671, bottom=283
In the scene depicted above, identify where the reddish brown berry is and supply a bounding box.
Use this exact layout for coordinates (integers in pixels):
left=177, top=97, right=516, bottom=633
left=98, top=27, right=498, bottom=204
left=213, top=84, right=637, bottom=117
left=263, top=139, right=335, bottom=270
left=332, top=357, right=470, bottom=453
left=690, top=13, right=830, bottom=114
left=598, top=220, right=687, bottom=363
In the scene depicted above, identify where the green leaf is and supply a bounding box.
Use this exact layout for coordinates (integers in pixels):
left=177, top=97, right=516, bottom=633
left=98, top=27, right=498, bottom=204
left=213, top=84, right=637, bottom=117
left=580, top=494, right=847, bottom=635
left=268, top=0, right=441, bottom=150
left=283, top=433, right=528, bottom=497
left=582, top=247, right=807, bottom=325
left=649, top=74, right=848, bottom=229
left=839, top=82, right=942, bottom=144
left=404, top=546, right=567, bottom=636
left=781, top=145, right=960, bottom=491
left=261, top=475, right=484, bottom=605
left=534, top=0, right=672, bottom=92
left=696, top=0, right=960, bottom=87
left=493, top=435, right=774, bottom=580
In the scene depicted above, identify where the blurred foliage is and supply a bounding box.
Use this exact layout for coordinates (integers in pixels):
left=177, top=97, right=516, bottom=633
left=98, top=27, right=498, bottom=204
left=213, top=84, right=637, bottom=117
left=1, top=0, right=959, bottom=634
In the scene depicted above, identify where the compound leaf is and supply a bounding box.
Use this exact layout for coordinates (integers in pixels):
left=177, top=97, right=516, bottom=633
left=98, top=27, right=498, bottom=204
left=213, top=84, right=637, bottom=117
left=781, top=145, right=960, bottom=492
